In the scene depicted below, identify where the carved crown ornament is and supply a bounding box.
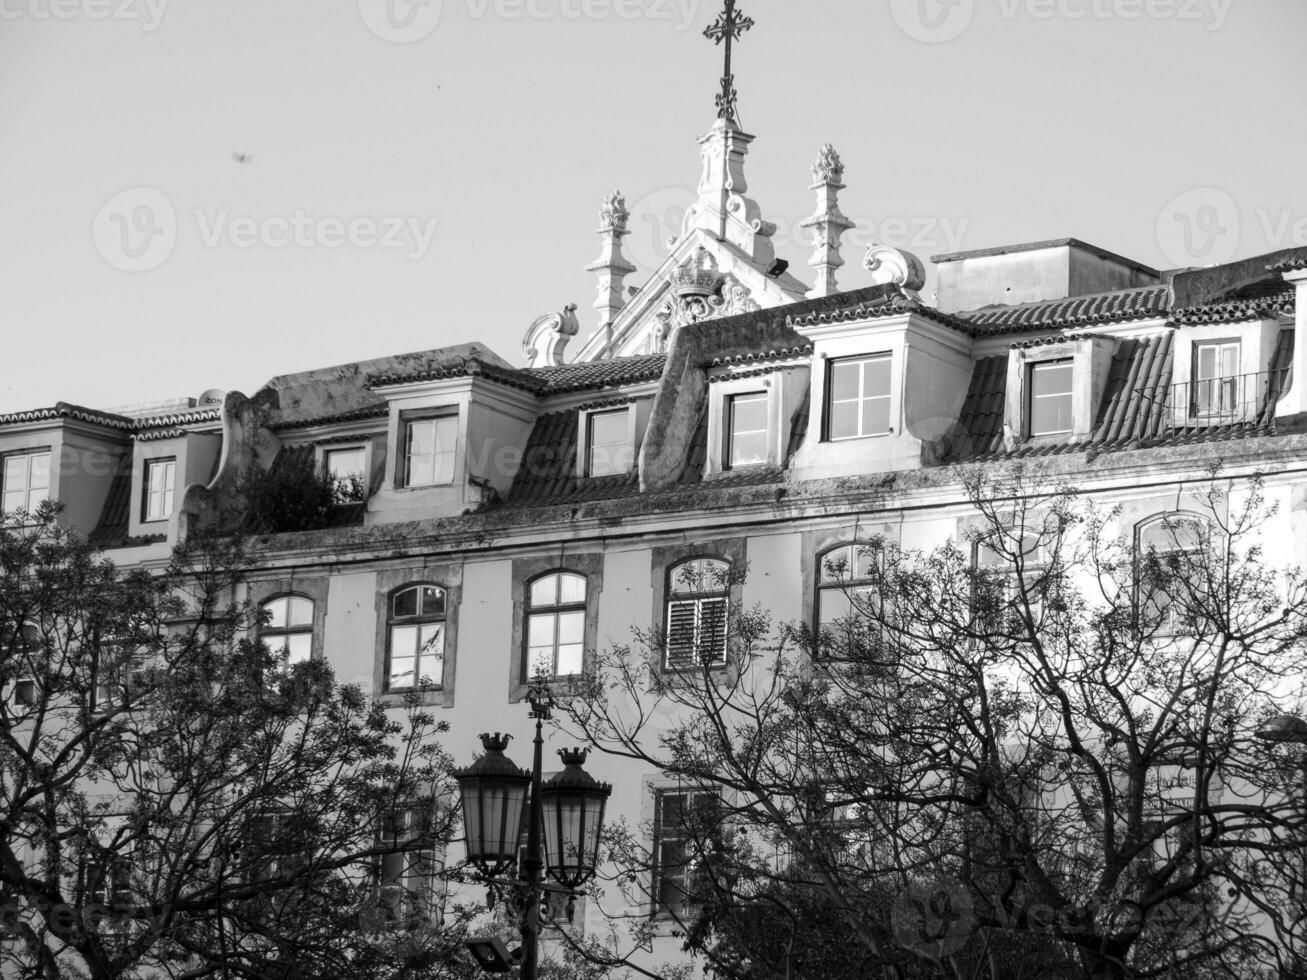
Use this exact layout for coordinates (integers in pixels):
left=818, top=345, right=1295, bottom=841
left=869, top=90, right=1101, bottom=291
left=652, top=249, right=761, bottom=350
left=598, top=190, right=631, bottom=235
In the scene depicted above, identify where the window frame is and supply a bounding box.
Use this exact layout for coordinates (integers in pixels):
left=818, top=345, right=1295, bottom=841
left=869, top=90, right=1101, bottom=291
left=650, top=787, right=718, bottom=921
left=376, top=807, right=445, bottom=927
left=1026, top=358, right=1074, bottom=438
left=724, top=391, right=769, bottom=470
left=1191, top=339, right=1241, bottom=420
left=322, top=444, right=369, bottom=502
left=823, top=353, right=893, bottom=442
left=1134, top=512, right=1208, bottom=637
left=141, top=457, right=177, bottom=524
left=401, top=414, right=459, bottom=489
left=385, top=584, right=449, bottom=693
left=259, top=594, right=316, bottom=668
left=2, top=448, right=52, bottom=516
left=663, top=557, right=731, bottom=672
left=3, top=622, right=41, bottom=710
left=582, top=407, right=635, bottom=478
left=814, top=542, right=885, bottom=658
left=523, top=570, right=589, bottom=682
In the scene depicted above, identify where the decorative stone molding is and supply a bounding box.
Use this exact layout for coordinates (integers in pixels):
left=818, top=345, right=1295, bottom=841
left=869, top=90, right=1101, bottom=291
left=677, top=118, right=778, bottom=268
left=585, top=190, right=638, bottom=328
left=800, top=143, right=856, bottom=299
left=864, top=243, right=927, bottom=296
left=522, top=305, right=580, bottom=368
left=653, top=250, right=760, bottom=350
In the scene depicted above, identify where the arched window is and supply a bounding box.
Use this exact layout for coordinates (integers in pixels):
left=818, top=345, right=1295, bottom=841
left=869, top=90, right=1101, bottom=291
left=972, top=531, right=1050, bottom=632
left=816, top=544, right=881, bottom=630
left=525, top=572, right=587, bottom=680
left=387, top=585, right=446, bottom=691
left=664, top=558, right=729, bottom=670
left=1135, top=513, right=1206, bottom=633
left=261, top=595, right=314, bottom=667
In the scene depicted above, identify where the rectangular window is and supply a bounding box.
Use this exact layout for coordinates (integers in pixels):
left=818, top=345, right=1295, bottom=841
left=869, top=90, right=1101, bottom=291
left=325, top=447, right=367, bottom=501
left=652, top=790, right=716, bottom=919
left=826, top=354, right=892, bottom=440
left=586, top=409, right=631, bottom=478
left=1192, top=341, right=1240, bottom=418
left=378, top=809, right=444, bottom=925
left=726, top=392, right=768, bottom=469
left=13, top=679, right=36, bottom=707
left=142, top=458, right=176, bottom=523
left=1027, top=360, right=1073, bottom=437
left=2, top=450, right=51, bottom=515
left=404, top=417, right=458, bottom=488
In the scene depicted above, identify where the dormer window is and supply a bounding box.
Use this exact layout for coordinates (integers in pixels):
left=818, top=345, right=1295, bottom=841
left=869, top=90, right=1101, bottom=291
left=142, top=458, right=176, bottom=523
left=726, top=392, right=768, bottom=469
left=1192, top=340, right=1240, bottom=419
left=585, top=408, right=632, bottom=478
left=825, top=354, right=891, bottom=441
left=2, top=449, right=51, bottom=515
left=403, top=416, right=457, bottom=488
left=1027, top=360, right=1073, bottom=437
left=324, top=446, right=367, bottom=501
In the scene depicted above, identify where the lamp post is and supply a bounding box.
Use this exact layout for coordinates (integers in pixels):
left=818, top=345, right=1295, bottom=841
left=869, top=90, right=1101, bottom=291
left=1257, top=712, right=1307, bottom=974
left=455, top=684, right=612, bottom=979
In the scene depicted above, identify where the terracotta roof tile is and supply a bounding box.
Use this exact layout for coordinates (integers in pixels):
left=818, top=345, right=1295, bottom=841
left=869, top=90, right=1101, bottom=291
left=504, top=410, right=640, bottom=506
left=1172, top=286, right=1296, bottom=324
left=88, top=461, right=133, bottom=545
left=959, top=285, right=1172, bottom=334
left=527, top=354, right=667, bottom=394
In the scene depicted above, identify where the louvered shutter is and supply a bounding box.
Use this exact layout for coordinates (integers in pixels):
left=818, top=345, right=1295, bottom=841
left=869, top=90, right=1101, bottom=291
left=697, top=596, right=728, bottom=666
left=665, top=600, right=698, bottom=669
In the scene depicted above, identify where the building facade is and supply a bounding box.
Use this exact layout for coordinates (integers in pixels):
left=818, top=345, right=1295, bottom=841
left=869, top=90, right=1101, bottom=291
left=4, top=111, right=1307, bottom=971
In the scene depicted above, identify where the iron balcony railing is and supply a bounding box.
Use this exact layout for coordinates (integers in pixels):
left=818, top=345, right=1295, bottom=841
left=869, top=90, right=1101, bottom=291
left=1133, top=368, right=1291, bottom=432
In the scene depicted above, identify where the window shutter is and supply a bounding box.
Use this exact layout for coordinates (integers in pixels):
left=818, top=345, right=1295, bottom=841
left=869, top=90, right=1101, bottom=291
left=697, top=596, right=728, bottom=666
left=665, top=600, right=698, bottom=669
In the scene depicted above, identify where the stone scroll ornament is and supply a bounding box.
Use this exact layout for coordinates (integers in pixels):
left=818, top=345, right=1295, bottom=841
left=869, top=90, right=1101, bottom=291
left=522, top=305, right=580, bottom=368
left=864, top=243, right=927, bottom=298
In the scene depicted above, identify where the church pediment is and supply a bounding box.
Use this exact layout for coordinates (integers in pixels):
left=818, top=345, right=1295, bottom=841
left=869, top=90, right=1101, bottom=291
left=577, top=231, right=806, bottom=359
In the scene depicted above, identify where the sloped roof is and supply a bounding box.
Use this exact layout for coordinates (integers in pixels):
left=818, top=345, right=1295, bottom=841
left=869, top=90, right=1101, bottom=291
left=264, top=342, right=513, bottom=428
left=504, top=410, right=640, bottom=505
left=1172, top=285, right=1296, bottom=324
left=958, top=285, right=1173, bottom=334
left=945, top=331, right=1285, bottom=463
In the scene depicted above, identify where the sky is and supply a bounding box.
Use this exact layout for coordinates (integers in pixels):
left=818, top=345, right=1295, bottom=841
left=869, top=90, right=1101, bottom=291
left=1, top=0, right=1305, bottom=415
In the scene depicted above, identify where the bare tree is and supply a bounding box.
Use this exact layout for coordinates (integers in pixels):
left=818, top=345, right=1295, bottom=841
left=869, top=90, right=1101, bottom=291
left=0, top=506, right=470, bottom=979
left=559, top=467, right=1307, bottom=980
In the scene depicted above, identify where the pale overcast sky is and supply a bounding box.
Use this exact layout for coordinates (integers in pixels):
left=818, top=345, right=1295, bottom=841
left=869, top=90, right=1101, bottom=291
left=1, top=0, right=1304, bottom=414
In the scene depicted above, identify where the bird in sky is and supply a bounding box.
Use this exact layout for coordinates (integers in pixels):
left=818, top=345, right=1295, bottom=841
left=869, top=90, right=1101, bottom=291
left=232, top=151, right=251, bottom=164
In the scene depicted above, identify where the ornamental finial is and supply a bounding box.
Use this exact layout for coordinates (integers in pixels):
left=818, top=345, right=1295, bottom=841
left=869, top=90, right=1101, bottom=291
left=703, top=0, right=754, bottom=123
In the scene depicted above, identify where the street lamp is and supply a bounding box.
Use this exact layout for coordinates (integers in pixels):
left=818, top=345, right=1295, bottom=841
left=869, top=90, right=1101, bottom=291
left=455, top=684, right=612, bottom=980
left=1257, top=712, right=1307, bottom=972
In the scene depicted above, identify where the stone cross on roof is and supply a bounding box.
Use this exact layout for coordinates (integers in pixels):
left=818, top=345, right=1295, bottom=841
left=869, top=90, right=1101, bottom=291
left=703, top=0, right=754, bottom=123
